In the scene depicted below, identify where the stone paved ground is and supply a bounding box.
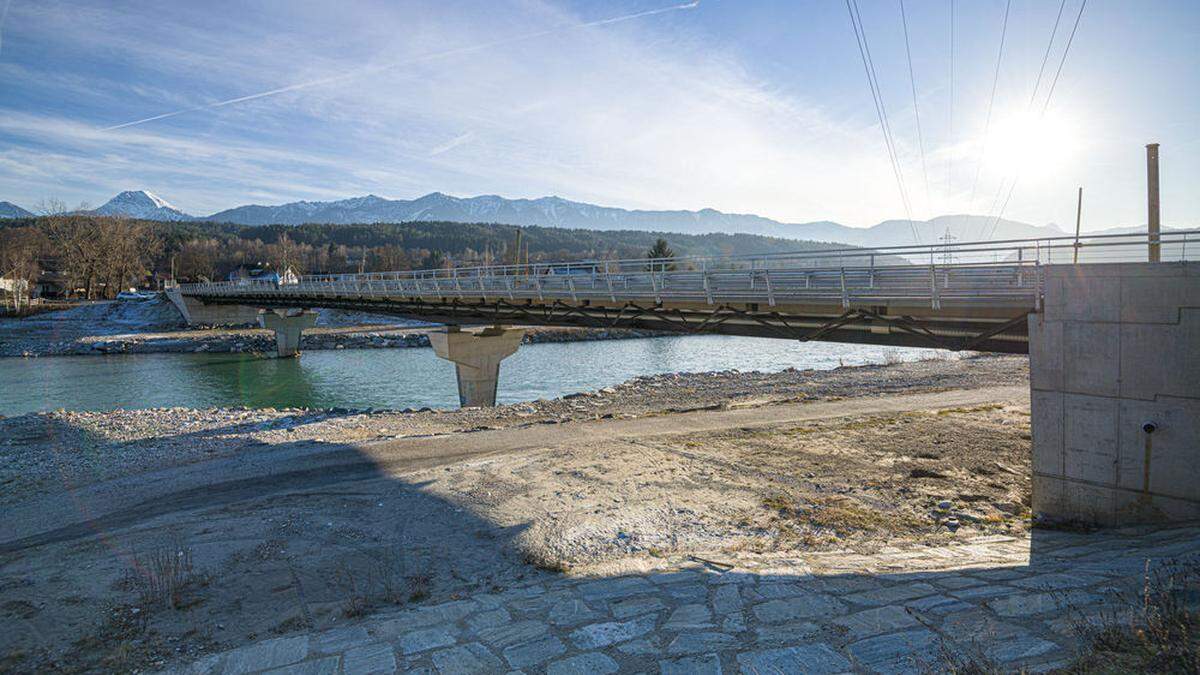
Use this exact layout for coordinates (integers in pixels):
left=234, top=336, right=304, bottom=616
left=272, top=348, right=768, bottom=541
left=173, top=524, right=1200, bottom=675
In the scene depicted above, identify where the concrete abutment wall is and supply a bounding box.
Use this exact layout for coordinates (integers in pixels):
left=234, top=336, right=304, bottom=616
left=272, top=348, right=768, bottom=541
left=165, top=287, right=261, bottom=326
left=1030, top=262, right=1200, bottom=525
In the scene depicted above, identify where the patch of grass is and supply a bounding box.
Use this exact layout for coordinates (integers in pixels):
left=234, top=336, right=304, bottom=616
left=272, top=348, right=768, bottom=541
left=936, top=404, right=1005, bottom=416
left=122, top=534, right=203, bottom=609
left=270, top=615, right=309, bottom=635
left=522, top=551, right=571, bottom=574
left=1061, top=558, right=1200, bottom=674
left=768, top=494, right=926, bottom=538
left=801, top=497, right=924, bottom=534
left=762, top=494, right=795, bottom=512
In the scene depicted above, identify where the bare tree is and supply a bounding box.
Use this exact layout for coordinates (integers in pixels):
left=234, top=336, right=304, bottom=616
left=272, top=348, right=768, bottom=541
left=268, top=234, right=306, bottom=275
left=43, top=215, right=160, bottom=298
left=176, top=238, right=220, bottom=281
left=0, top=227, right=47, bottom=310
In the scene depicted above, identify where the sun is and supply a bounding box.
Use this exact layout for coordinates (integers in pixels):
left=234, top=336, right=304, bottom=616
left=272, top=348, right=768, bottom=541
left=982, top=109, right=1081, bottom=181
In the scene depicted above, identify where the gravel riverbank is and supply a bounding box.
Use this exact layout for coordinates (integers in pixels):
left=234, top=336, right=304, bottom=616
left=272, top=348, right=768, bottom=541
left=0, top=355, right=1027, bottom=506
left=2, top=324, right=669, bottom=357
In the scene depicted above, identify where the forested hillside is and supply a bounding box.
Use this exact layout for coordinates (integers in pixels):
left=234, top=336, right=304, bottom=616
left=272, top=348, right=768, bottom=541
left=2, top=216, right=848, bottom=295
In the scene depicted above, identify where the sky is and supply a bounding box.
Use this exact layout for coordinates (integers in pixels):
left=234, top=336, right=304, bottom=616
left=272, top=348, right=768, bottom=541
left=0, top=0, right=1196, bottom=231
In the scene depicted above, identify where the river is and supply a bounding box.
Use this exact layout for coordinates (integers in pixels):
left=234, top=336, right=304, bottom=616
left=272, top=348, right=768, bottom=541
left=0, top=335, right=953, bottom=416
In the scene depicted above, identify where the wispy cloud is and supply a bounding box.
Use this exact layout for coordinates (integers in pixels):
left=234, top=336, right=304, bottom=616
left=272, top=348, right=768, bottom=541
left=2, top=0, right=1180, bottom=229
left=101, top=1, right=700, bottom=132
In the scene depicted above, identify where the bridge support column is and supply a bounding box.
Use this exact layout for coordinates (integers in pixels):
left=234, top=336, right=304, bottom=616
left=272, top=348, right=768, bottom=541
left=1029, top=262, right=1200, bottom=526
left=429, top=326, right=525, bottom=408
left=258, top=309, right=318, bottom=358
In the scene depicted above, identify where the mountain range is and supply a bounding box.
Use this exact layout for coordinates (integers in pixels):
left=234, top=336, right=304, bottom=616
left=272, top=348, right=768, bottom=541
left=1, top=188, right=1166, bottom=248
left=0, top=201, right=33, bottom=219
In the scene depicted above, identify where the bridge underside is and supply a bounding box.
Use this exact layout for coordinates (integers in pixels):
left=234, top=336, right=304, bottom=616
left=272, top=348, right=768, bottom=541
left=191, top=294, right=1031, bottom=354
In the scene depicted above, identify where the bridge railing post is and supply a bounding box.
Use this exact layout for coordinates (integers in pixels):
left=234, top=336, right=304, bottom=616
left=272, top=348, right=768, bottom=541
left=929, top=264, right=941, bottom=310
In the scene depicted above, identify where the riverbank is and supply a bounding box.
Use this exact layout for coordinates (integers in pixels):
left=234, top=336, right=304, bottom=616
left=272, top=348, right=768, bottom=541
left=0, top=355, right=1028, bottom=507
left=1, top=356, right=1046, bottom=673
left=1, top=320, right=669, bottom=358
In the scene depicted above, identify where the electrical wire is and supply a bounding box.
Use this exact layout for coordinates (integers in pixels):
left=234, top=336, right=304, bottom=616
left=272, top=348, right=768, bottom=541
left=845, top=0, right=921, bottom=244
left=899, top=0, right=932, bottom=218
left=983, top=0, right=1088, bottom=239
left=947, top=0, right=955, bottom=204
left=968, top=0, right=1012, bottom=213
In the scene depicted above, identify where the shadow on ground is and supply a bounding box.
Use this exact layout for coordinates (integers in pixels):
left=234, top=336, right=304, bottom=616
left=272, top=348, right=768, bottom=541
left=1, top=425, right=1196, bottom=674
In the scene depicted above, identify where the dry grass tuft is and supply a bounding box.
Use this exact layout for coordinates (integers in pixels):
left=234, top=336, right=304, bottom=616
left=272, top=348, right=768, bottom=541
left=1062, top=558, right=1200, bottom=674
left=122, top=534, right=202, bottom=609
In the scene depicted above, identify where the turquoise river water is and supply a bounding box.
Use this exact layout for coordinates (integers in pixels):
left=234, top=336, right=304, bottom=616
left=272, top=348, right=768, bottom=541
left=0, top=335, right=950, bottom=416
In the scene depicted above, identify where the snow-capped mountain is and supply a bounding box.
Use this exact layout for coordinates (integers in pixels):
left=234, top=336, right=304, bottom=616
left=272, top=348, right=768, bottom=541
left=205, top=192, right=1064, bottom=244
left=91, top=190, right=195, bottom=221
left=206, top=191, right=797, bottom=234
left=5, top=188, right=1080, bottom=246
left=0, top=201, right=33, bottom=219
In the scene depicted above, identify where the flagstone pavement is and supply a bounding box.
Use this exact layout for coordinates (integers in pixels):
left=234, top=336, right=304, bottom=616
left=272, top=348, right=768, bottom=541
left=173, top=523, right=1200, bottom=675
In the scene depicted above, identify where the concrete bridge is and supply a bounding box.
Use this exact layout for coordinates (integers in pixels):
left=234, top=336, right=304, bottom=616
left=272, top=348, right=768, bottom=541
left=170, top=230, right=1199, bottom=526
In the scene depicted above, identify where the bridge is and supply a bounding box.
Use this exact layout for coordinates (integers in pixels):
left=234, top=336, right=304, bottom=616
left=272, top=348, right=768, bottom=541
left=171, top=229, right=1199, bottom=527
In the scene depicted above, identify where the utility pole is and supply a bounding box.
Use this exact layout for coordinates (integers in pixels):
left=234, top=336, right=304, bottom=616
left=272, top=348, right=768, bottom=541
left=1073, top=187, right=1083, bottom=264
left=1147, top=143, right=1161, bottom=262
left=938, top=227, right=957, bottom=266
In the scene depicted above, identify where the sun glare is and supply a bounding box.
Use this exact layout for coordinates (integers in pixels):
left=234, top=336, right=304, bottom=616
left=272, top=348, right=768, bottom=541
left=983, top=110, right=1081, bottom=181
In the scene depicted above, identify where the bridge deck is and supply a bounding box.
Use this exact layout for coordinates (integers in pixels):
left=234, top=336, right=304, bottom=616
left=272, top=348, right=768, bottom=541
left=176, top=230, right=1197, bottom=354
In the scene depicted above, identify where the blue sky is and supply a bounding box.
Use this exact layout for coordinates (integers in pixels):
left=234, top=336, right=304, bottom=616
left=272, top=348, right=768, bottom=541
left=0, top=0, right=1196, bottom=231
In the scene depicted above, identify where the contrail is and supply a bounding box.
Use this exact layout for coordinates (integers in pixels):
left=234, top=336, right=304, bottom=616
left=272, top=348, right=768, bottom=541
left=102, top=1, right=699, bottom=132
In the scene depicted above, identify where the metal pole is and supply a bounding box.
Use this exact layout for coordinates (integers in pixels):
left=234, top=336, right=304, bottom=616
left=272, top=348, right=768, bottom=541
left=1147, top=143, right=1161, bottom=262
left=1073, top=187, right=1082, bottom=264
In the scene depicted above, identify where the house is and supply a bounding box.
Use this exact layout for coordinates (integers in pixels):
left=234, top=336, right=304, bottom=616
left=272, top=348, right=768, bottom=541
left=227, top=265, right=299, bottom=286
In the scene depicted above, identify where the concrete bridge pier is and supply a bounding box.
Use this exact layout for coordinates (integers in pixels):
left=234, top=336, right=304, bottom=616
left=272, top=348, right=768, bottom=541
left=258, top=309, right=318, bottom=358
left=429, top=325, right=525, bottom=407
left=1030, top=262, right=1199, bottom=526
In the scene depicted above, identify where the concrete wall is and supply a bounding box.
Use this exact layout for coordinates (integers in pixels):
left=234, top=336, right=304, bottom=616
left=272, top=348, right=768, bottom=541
left=1030, top=262, right=1200, bottom=525
left=165, top=288, right=261, bottom=326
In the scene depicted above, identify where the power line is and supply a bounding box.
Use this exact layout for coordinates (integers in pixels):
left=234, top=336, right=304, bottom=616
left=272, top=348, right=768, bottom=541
left=967, top=0, right=1012, bottom=212
left=845, top=0, right=920, bottom=243
left=983, top=0, right=1088, bottom=239
left=1028, top=0, right=1068, bottom=108
left=976, top=0, right=1065, bottom=240
left=899, top=0, right=932, bottom=216
left=946, top=0, right=955, bottom=209
left=1040, top=0, right=1088, bottom=114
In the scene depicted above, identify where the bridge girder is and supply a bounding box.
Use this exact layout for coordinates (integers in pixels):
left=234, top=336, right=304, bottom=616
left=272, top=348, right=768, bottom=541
left=190, top=294, right=1030, bottom=354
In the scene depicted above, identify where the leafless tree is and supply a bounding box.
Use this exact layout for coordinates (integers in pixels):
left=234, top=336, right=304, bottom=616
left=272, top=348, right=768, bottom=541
left=0, top=227, right=47, bottom=309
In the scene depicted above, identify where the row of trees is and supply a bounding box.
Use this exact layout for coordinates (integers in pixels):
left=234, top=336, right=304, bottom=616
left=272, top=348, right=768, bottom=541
left=1, top=216, right=160, bottom=302
left=173, top=235, right=452, bottom=281
left=46, top=214, right=162, bottom=298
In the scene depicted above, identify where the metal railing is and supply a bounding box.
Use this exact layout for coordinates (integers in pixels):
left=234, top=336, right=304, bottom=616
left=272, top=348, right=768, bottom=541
left=179, top=229, right=1196, bottom=311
